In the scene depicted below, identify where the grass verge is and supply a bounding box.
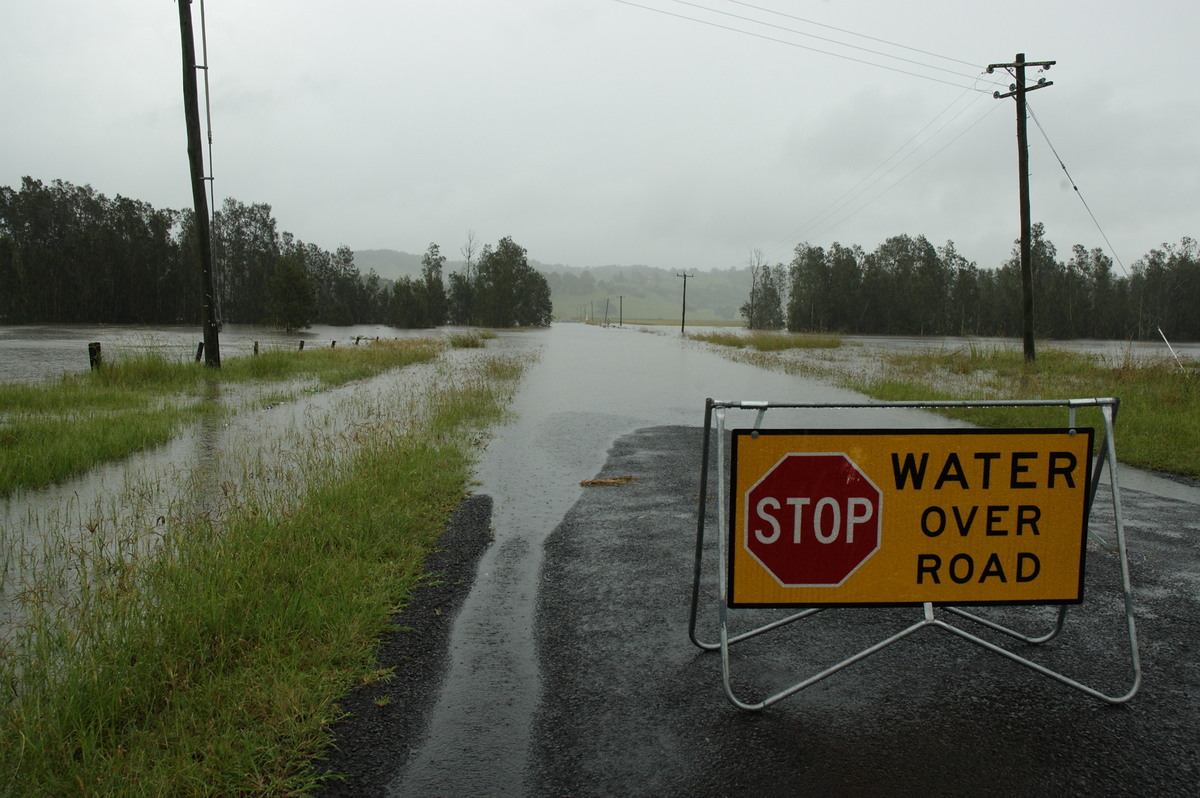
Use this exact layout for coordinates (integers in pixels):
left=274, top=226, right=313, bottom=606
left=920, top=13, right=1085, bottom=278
left=0, top=347, right=527, bottom=795
left=694, top=336, right=1200, bottom=479
left=847, top=346, right=1200, bottom=477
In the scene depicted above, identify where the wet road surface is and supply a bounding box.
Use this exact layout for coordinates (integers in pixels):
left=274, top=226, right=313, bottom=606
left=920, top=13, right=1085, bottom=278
left=321, top=323, right=1200, bottom=796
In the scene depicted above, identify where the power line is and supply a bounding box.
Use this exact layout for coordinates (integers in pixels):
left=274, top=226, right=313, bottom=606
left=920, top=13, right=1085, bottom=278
left=761, top=89, right=997, bottom=263
left=1026, top=100, right=1186, bottom=367
left=606, top=0, right=995, bottom=92
left=806, top=97, right=1003, bottom=246
left=663, top=0, right=998, bottom=86
left=1026, top=100, right=1127, bottom=277
left=722, top=0, right=984, bottom=70
left=800, top=97, right=1003, bottom=248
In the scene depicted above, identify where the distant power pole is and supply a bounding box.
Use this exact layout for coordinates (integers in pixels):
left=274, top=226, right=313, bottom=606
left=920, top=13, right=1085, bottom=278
left=677, top=273, right=694, bottom=334
left=177, top=0, right=221, bottom=367
left=618, top=295, right=624, bottom=327
left=988, top=53, right=1055, bottom=363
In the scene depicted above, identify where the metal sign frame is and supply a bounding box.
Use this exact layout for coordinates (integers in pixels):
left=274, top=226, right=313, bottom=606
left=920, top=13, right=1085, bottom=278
left=687, top=397, right=1141, bottom=711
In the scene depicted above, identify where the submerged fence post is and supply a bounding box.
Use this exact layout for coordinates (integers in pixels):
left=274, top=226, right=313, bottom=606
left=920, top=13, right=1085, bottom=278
left=253, top=341, right=259, bottom=355
left=88, top=342, right=102, bottom=370
left=195, top=342, right=205, bottom=362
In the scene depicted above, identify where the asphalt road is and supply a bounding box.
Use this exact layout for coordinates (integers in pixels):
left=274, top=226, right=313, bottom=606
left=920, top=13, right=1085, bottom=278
left=320, top=420, right=1198, bottom=797
left=316, top=326, right=1200, bottom=796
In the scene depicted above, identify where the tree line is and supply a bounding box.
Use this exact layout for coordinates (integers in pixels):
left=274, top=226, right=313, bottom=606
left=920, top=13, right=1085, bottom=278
left=743, top=227, right=1200, bottom=341
left=0, top=177, right=551, bottom=330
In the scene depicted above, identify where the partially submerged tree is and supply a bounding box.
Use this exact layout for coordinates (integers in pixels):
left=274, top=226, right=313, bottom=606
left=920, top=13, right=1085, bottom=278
left=265, top=251, right=315, bottom=332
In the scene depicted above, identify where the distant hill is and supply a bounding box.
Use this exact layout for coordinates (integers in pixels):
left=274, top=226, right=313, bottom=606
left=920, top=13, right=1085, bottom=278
left=544, top=264, right=752, bottom=323
left=353, top=249, right=425, bottom=282
left=352, top=249, right=754, bottom=323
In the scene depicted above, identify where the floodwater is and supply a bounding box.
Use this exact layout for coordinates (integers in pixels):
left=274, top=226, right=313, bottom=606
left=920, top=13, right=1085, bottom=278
left=2, top=322, right=1196, bottom=793
left=389, top=323, right=1200, bottom=797
left=0, top=329, right=485, bottom=639
left=0, top=323, right=445, bottom=384
left=4, top=324, right=1197, bottom=386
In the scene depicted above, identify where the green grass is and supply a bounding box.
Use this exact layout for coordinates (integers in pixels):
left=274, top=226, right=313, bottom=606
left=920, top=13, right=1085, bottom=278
left=854, top=348, right=1200, bottom=477
left=0, top=350, right=527, bottom=796
left=0, top=340, right=441, bottom=496
left=446, top=329, right=499, bottom=349
left=0, top=405, right=217, bottom=495
left=687, top=329, right=842, bottom=351
left=703, top=338, right=1200, bottom=479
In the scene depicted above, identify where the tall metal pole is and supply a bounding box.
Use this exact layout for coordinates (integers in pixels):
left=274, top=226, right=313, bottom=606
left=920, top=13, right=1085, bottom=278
left=178, top=0, right=221, bottom=367
left=988, top=53, right=1055, bottom=364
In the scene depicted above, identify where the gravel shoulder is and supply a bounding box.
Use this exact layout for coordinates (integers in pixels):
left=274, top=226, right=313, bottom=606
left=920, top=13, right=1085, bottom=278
left=314, top=495, right=494, bottom=797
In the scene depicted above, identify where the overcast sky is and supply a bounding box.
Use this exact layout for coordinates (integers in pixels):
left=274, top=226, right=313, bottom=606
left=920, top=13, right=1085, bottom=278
left=2, top=1, right=1196, bottom=273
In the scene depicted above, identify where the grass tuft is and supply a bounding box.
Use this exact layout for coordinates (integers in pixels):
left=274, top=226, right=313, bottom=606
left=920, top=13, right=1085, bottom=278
left=688, top=330, right=842, bottom=351
left=447, top=330, right=499, bottom=349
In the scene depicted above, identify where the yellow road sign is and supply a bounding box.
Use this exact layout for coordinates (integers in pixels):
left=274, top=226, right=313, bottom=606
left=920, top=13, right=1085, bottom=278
left=730, top=428, right=1094, bottom=606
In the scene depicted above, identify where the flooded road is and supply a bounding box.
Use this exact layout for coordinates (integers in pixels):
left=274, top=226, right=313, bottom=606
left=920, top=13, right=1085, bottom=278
left=5, top=322, right=1196, bottom=794
left=384, top=323, right=1199, bottom=797
left=395, top=323, right=935, bottom=795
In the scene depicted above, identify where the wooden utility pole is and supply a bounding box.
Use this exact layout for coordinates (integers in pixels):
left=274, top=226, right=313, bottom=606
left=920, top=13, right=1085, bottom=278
left=988, top=53, right=1055, bottom=363
left=177, top=0, right=221, bottom=367
left=677, top=273, right=693, bottom=334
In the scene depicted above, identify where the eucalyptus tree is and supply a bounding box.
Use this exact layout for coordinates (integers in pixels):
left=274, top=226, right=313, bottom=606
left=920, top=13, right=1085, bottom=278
left=475, top=236, right=552, bottom=327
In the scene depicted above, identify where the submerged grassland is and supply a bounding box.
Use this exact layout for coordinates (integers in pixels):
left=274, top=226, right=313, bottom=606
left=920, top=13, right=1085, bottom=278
left=691, top=331, right=1200, bottom=479
left=0, top=340, right=445, bottom=496
left=0, top=337, right=529, bottom=796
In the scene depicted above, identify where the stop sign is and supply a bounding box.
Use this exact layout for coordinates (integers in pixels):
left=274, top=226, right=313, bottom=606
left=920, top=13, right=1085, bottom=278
left=744, top=452, right=882, bottom=587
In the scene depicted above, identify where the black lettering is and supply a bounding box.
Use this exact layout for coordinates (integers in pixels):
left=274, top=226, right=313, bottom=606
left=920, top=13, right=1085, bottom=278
left=934, top=453, right=969, bottom=490
left=892, top=452, right=928, bottom=489
left=949, top=553, right=974, bottom=584
left=1016, top=552, right=1041, bottom=582
left=1011, top=451, right=1038, bottom=488
left=921, top=506, right=946, bottom=537
left=979, top=552, right=1008, bottom=582
left=1016, top=505, right=1041, bottom=535
left=986, top=505, right=1009, bottom=535
left=952, top=505, right=978, bottom=536
left=917, top=554, right=941, bottom=584
left=974, top=452, right=1001, bottom=488
left=1048, top=451, right=1077, bottom=489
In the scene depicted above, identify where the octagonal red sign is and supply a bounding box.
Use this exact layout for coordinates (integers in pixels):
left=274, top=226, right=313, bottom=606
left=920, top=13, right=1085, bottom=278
left=744, top=452, right=882, bottom=587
